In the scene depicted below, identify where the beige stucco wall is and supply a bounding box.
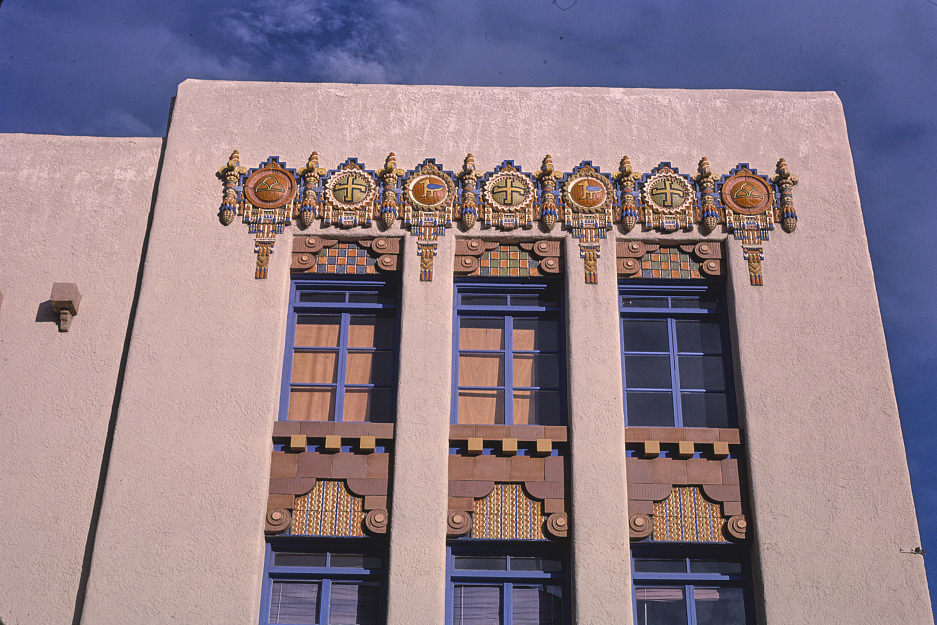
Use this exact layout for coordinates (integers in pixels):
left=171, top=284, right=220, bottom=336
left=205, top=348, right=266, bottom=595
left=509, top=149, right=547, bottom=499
left=64, top=81, right=931, bottom=624
left=0, top=134, right=162, bottom=625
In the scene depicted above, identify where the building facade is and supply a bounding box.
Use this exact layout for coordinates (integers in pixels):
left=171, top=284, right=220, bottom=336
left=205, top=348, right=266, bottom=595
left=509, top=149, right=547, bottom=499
left=0, top=82, right=932, bottom=625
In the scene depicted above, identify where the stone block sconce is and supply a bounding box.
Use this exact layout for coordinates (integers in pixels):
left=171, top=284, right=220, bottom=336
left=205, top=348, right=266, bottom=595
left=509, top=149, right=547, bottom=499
left=50, top=282, right=81, bottom=332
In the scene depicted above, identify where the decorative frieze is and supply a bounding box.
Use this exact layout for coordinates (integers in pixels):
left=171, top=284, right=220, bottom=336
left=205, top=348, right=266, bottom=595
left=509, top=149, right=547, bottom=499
left=219, top=153, right=797, bottom=283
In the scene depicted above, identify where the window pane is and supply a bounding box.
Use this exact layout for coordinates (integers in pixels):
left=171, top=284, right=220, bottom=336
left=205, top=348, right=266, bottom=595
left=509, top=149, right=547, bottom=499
left=461, top=318, right=505, bottom=350
left=671, top=296, right=718, bottom=310
left=459, top=354, right=505, bottom=386
left=694, top=587, right=746, bottom=625
left=626, top=391, right=675, bottom=426
left=345, top=352, right=395, bottom=385
left=633, top=558, right=687, bottom=574
left=343, top=388, right=394, bottom=423
left=348, top=315, right=395, bottom=349
left=453, top=585, right=502, bottom=625
left=292, top=352, right=339, bottom=384
left=680, top=392, right=731, bottom=428
left=510, top=558, right=563, bottom=572
left=346, top=291, right=386, bottom=304
left=296, top=315, right=341, bottom=347
left=299, top=292, right=346, bottom=303
left=624, top=355, right=673, bottom=389
left=454, top=556, right=508, bottom=570
left=513, top=390, right=564, bottom=426
left=289, top=388, right=336, bottom=421
left=458, top=389, right=505, bottom=424
left=329, top=583, right=380, bottom=625
left=510, top=294, right=547, bottom=307
left=270, top=581, right=320, bottom=624
left=329, top=554, right=382, bottom=569
left=461, top=294, right=509, bottom=307
left=621, top=296, right=669, bottom=308
left=513, top=585, right=563, bottom=625
left=513, top=318, right=558, bottom=351
left=678, top=356, right=726, bottom=390
left=622, top=320, right=670, bottom=352
left=273, top=552, right=327, bottom=567
left=513, top=354, right=560, bottom=387
left=675, top=320, right=723, bottom=353
left=635, top=587, right=687, bottom=625
left=689, top=560, right=742, bottom=576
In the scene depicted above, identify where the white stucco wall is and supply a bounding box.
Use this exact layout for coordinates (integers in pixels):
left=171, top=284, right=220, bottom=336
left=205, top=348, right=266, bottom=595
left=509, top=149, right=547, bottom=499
left=66, top=81, right=931, bottom=625
left=0, top=134, right=162, bottom=625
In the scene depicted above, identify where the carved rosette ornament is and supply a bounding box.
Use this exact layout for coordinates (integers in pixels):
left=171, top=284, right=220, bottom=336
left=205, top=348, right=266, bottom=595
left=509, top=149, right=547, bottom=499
left=458, top=154, right=480, bottom=230
left=447, top=511, right=473, bottom=537
left=726, top=515, right=748, bottom=540
left=322, top=158, right=378, bottom=228
left=402, top=159, right=457, bottom=281
left=545, top=512, right=569, bottom=538
left=377, top=152, right=404, bottom=228
left=266, top=508, right=292, bottom=534
left=481, top=161, right=536, bottom=230
left=562, top=162, right=615, bottom=284
left=364, top=508, right=389, bottom=534
left=615, top=156, right=642, bottom=232
left=535, top=155, right=561, bottom=230
left=641, top=163, right=695, bottom=232
left=694, top=157, right=721, bottom=233
left=629, top=513, right=653, bottom=539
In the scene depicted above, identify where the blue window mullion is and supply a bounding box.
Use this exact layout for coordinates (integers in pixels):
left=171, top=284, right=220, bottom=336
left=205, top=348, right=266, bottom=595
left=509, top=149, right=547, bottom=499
left=668, top=317, right=682, bottom=427
left=686, top=584, right=697, bottom=625
left=505, top=315, right=514, bottom=425
left=320, top=578, right=332, bottom=625
left=504, top=582, right=513, bottom=625
left=334, top=313, right=351, bottom=422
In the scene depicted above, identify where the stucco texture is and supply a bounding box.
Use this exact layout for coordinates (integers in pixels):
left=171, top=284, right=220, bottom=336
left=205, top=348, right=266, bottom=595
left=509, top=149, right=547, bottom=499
left=0, top=134, right=161, bottom=625
left=71, top=81, right=930, bottom=625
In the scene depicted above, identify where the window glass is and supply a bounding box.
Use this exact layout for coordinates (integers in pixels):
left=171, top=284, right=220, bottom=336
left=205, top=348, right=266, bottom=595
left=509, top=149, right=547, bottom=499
left=296, top=316, right=341, bottom=347
left=273, top=553, right=327, bottom=567
left=513, top=318, right=558, bottom=351
left=513, top=390, right=564, bottom=426
left=512, top=586, right=563, bottom=625
left=458, top=390, right=506, bottom=424
left=633, top=558, right=687, bottom=574
left=454, top=556, right=508, bottom=570
left=621, top=320, right=670, bottom=352
left=460, top=354, right=506, bottom=386
left=677, top=356, right=726, bottom=390
left=453, top=585, right=502, bottom=625
left=625, top=355, right=673, bottom=389
left=675, top=320, right=722, bottom=354
left=343, top=388, right=394, bottom=423
left=292, top=352, right=339, bottom=384
left=269, top=581, right=320, bottom=625
left=510, top=558, right=563, bottom=573
left=689, top=560, right=742, bottom=575
left=512, top=354, right=560, bottom=387
left=693, top=587, right=746, bottom=625
left=626, top=392, right=675, bottom=427
left=635, top=587, right=687, bottom=625
left=289, top=389, right=336, bottom=422
left=461, top=318, right=505, bottom=350
left=680, top=393, right=730, bottom=428
left=328, top=583, right=380, bottom=625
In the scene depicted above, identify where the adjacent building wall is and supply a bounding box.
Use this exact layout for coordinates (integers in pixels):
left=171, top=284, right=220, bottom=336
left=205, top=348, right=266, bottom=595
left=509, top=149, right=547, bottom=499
left=0, top=134, right=162, bottom=625
left=6, top=82, right=926, bottom=624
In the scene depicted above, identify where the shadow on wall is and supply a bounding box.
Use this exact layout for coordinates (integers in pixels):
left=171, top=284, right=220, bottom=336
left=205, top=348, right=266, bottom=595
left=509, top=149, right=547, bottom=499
left=35, top=300, right=57, bottom=323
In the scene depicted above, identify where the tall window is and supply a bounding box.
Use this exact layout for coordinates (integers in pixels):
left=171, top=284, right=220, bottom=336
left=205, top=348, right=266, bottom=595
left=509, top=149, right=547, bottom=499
left=281, top=279, right=399, bottom=422
left=261, top=541, right=385, bottom=625
left=619, top=283, right=734, bottom=428
left=631, top=547, right=751, bottom=625
left=447, top=545, right=567, bottom=625
left=452, top=282, right=565, bottom=425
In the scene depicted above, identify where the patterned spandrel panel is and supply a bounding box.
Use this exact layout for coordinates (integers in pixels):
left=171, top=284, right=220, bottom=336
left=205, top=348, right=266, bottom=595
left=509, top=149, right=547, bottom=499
left=472, top=483, right=546, bottom=540
left=477, top=245, right=542, bottom=278
left=651, top=486, right=727, bottom=543
left=291, top=480, right=366, bottom=537
left=641, top=247, right=702, bottom=279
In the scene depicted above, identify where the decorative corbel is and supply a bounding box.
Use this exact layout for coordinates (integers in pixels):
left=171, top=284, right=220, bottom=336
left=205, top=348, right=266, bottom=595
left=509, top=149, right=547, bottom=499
left=297, top=152, right=326, bottom=229
left=50, top=282, right=81, bottom=332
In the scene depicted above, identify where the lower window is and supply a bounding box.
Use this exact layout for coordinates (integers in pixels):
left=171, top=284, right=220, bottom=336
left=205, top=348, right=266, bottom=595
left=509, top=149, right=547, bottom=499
left=447, top=544, right=568, bottom=625
left=261, top=540, right=385, bottom=625
left=631, top=547, right=751, bottom=625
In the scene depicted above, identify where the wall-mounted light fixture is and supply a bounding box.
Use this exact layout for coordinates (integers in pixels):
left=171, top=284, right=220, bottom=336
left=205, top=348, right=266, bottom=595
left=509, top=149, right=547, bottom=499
left=50, top=282, right=81, bottom=332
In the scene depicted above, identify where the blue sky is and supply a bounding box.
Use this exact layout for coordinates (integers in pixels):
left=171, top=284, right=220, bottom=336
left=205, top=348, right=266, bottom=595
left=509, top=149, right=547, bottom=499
left=2, top=0, right=935, bottom=606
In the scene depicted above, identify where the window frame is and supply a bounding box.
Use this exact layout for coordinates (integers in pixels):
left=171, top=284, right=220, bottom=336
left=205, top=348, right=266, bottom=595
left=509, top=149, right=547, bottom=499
left=279, top=278, right=400, bottom=423
left=260, top=538, right=386, bottom=625
left=618, top=281, right=736, bottom=428
left=630, top=544, right=753, bottom=625
left=451, top=280, right=567, bottom=426
left=446, top=541, right=569, bottom=625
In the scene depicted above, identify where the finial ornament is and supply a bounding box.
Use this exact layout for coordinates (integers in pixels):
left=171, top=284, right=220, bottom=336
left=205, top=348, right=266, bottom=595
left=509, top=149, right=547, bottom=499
left=298, top=152, right=326, bottom=228
left=458, top=154, right=479, bottom=229
left=535, top=155, right=560, bottom=229
left=615, top=155, right=641, bottom=232
left=378, top=152, right=405, bottom=228
left=772, top=158, right=798, bottom=233
left=694, top=156, right=720, bottom=234
left=217, top=150, right=246, bottom=225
